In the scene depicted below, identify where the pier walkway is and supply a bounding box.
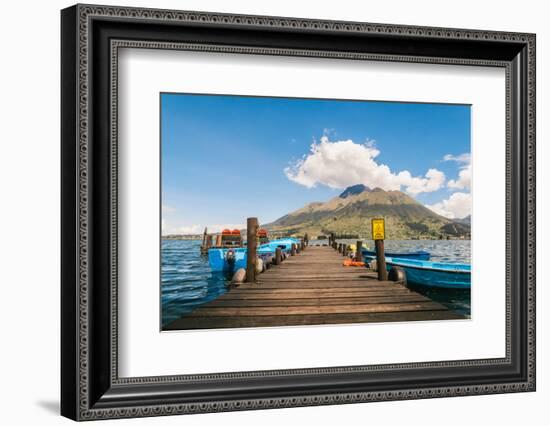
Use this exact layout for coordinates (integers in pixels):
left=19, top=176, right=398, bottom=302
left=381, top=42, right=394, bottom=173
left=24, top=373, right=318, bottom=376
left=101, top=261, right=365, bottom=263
left=165, top=246, right=464, bottom=330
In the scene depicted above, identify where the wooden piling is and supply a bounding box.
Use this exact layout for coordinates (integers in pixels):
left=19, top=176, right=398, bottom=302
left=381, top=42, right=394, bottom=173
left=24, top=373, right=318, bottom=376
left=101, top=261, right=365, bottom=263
left=202, top=227, right=208, bottom=246
left=274, top=247, right=282, bottom=265
left=246, top=217, right=258, bottom=283
left=355, top=240, right=363, bottom=262
left=291, top=243, right=297, bottom=256
left=375, top=239, right=388, bottom=281
left=342, top=244, right=347, bottom=257
left=304, top=233, right=309, bottom=246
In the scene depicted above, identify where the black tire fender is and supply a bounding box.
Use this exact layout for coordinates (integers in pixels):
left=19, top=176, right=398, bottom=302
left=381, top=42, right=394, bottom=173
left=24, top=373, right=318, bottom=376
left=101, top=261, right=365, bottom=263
left=389, top=266, right=407, bottom=285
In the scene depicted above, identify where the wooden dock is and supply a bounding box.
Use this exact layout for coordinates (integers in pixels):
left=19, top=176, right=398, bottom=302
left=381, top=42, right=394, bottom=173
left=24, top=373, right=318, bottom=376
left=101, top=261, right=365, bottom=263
left=165, top=246, right=464, bottom=330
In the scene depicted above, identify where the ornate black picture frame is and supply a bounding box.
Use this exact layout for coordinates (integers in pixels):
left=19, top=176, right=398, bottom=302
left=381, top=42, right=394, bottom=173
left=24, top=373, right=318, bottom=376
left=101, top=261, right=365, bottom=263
left=61, top=4, right=536, bottom=421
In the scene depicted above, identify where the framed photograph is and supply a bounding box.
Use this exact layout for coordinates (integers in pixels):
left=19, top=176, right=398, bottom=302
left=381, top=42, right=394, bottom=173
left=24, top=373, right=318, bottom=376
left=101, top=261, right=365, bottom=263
left=61, top=4, right=536, bottom=421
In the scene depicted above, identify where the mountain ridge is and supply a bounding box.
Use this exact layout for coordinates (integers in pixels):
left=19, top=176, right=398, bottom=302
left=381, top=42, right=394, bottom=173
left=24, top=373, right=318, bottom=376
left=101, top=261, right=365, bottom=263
left=264, top=185, right=470, bottom=239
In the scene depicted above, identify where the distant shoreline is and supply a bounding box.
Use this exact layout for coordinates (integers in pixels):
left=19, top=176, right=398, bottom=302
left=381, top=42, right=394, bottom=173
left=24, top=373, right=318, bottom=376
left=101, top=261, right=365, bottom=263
left=161, top=235, right=471, bottom=241
left=162, top=235, right=202, bottom=240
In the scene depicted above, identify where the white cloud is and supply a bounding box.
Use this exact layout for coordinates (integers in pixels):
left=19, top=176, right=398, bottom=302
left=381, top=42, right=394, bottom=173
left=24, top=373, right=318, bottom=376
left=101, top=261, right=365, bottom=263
left=161, top=222, right=245, bottom=236
left=443, top=153, right=470, bottom=164
left=397, top=168, right=446, bottom=196
left=284, top=136, right=446, bottom=195
left=444, top=152, right=471, bottom=190
left=447, top=165, right=471, bottom=190
left=162, top=222, right=203, bottom=235
left=426, top=192, right=471, bottom=219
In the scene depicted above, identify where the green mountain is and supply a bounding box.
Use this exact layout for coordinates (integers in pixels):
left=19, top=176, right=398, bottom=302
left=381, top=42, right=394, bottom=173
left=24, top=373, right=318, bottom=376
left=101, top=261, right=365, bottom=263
left=264, top=184, right=470, bottom=240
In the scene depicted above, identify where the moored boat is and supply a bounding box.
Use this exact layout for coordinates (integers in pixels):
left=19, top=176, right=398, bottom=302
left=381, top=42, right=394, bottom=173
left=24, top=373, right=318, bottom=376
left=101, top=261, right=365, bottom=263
left=362, top=249, right=430, bottom=261
left=219, top=228, right=244, bottom=247
left=200, top=228, right=243, bottom=255
left=258, top=228, right=270, bottom=245
left=207, top=232, right=300, bottom=272
left=261, top=237, right=300, bottom=252
left=208, top=245, right=276, bottom=272
left=379, top=257, right=470, bottom=289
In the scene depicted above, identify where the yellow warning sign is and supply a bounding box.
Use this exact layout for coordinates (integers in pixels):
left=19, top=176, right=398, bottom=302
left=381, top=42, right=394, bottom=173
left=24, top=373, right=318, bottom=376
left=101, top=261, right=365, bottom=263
left=371, top=218, right=385, bottom=240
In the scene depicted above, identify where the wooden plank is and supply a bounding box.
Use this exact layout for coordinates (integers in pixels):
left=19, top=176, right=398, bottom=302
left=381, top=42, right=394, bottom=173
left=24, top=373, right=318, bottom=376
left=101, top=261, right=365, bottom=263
left=187, top=302, right=447, bottom=317
left=239, top=281, right=402, bottom=288
left=243, top=280, right=404, bottom=286
left=225, top=286, right=409, bottom=293
left=257, top=277, right=377, bottom=283
left=258, top=274, right=376, bottom=281
left=264, top=270, right=373, bottom=273
left=206, top=295, right=430, bottom=307
left=266, top=262, right=366, bottom=266
left=216, top=290, right=415, bottom=300
left=223, top=286, right=414, bottom=295
left=258, top=273, right=374, bottom=278
left=165, top=310, right=464, bottom=330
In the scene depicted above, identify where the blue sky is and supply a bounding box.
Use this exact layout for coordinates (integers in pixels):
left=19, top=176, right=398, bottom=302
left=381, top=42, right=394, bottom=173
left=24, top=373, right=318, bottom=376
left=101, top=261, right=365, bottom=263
left=161, top=93, right=471, bottom=234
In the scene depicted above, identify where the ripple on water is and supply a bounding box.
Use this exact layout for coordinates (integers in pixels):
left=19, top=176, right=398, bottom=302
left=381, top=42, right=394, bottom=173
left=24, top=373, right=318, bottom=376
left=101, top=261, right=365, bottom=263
left=161, top=239, right=230, bottom=327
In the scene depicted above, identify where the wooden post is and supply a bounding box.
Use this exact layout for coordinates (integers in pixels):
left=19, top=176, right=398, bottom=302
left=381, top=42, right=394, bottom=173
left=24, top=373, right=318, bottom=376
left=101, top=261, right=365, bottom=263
left=274, top=247, right=282, bottom=265
left=304, top=233, right=309, bottom=246
left=355, top=240, right=363, bottom=262
left=375, top=239, right=388, bottom=281
left=300, top=240, right=305, bottom=251
left=291, top=243, right=296, bottom=256
left=202, top=227, right=208, bottom=246
left=246, top=217, right=258, bottom=283
left=371, top=218, right=387, bottom=281
left=342, top=244, right=347, bottom=257
left=338, top=243, right=342, bottom=253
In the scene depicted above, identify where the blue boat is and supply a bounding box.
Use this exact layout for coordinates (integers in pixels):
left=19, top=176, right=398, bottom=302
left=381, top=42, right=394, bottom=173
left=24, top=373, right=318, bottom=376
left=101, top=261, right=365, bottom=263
left=380, top=257, right=471, bottom=289
left=207, top=237, right=300, bottom=272
left=208, top=245, right=276, bottom=272
left=362, top=249, right=430, bottom=261
left=262, top=237, right=300, bottom=252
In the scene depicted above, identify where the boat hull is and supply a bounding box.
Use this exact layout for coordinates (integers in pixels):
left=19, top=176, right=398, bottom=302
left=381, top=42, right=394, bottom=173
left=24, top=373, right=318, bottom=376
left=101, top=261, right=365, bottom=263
left=362, top=249, right=430, bottom=261
left=208, top=248, right=247, bottom=272
left=208, top=245, right=278, bottom=272
left=377, top=257, right=470, bottom=289
left=262, top=238, right=300, bottom=252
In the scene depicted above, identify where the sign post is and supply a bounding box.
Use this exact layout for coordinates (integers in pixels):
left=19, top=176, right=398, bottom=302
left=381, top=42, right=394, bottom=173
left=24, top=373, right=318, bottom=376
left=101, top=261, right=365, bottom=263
left=371, top=218, right=388, bottom=281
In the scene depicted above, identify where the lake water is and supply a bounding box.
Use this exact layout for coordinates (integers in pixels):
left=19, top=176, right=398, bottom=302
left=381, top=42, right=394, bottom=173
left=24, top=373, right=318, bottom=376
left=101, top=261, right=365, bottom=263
left=161, top=239, right=471, bottom=327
